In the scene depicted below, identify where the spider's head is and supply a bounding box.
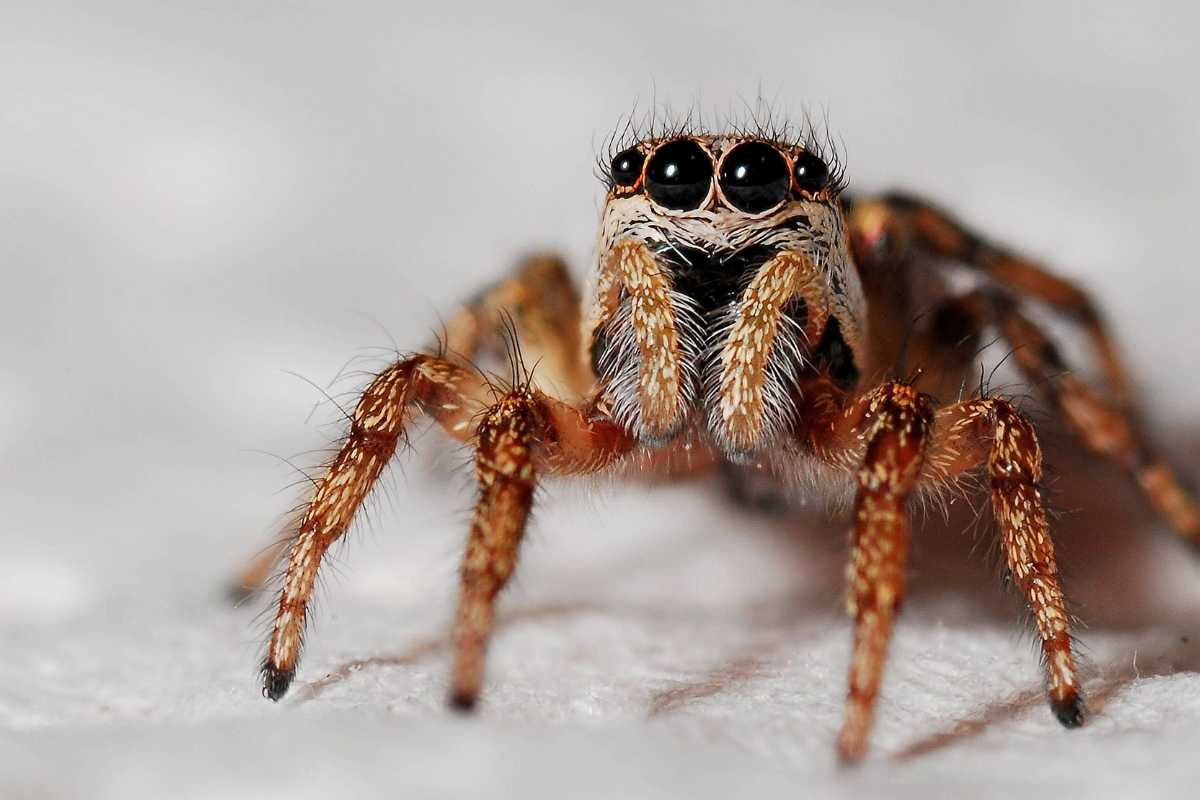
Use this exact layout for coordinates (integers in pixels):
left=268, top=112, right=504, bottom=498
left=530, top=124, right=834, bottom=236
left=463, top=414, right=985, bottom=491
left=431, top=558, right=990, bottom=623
left=584, top=131, right=867, bottom=459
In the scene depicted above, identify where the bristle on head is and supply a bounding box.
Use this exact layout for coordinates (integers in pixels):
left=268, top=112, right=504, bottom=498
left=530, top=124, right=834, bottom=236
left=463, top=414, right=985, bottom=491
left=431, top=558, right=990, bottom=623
left=595, top=96, right=847, bottom=194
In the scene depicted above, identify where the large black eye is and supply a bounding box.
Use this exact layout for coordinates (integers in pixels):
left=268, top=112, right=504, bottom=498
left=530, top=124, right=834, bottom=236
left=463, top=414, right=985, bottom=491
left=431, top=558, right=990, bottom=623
left=719, top=142, right=790, bottom=213
left=645, top=139, right=712, bottom=210
left=610, top=147, right=644, bottom=187
left=793, top=150, right=830, bottom=194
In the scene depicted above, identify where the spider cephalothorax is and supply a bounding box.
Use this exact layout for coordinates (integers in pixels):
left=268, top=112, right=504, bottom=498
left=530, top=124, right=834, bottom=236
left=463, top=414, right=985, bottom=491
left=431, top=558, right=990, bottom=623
left=586, top=133, right=864, bottom=458
left=237, top=114, right=1200, bottom=762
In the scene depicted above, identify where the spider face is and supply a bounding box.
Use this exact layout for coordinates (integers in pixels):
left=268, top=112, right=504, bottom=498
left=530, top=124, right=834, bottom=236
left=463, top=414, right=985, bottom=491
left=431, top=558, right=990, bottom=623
left=586, top=133, right=866, bottom=458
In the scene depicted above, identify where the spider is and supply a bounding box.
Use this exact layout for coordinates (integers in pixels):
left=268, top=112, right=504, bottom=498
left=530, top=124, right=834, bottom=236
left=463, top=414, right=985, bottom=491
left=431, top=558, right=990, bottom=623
left=237, top=115, right=1200, bottom=762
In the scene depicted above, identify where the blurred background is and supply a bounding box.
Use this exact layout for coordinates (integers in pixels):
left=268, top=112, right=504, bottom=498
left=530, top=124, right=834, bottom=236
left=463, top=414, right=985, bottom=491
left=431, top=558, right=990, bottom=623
left=3, top=2, right=1200, bottom=797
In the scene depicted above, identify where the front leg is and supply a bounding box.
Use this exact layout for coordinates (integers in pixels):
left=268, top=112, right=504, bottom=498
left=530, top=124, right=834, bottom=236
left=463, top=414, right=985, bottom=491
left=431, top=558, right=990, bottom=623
left=232, top=254, right=590, bottom=602
left=832, top=381, right=934, bottom=762
left=449, top=391, right=539, bottom=709
left=262, top=356, right=483, bottom=699
left=261, top=356, right=632, bottom=700
left=802, top=380, right=1083, bottom=760
left=973, top=289, right=1200, bottom=543
left=924, top=396, right=1085, bottom=726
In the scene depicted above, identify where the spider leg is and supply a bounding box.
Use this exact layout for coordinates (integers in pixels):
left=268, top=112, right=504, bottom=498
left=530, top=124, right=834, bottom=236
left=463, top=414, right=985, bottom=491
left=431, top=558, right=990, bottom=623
left=801, top=378, right=1083, bottom=760
left=449, top=389, right=540, bottom=709
left=854, top=193, right=1133, bottom=407
left=833, top=381, right=934, bottom=762
left=442, top=253, right=591, bottom=397
left=233, top=255, right=590, bottom=601
left=966, top=289, right=1200, bottom=543
left=923, top=395, right=1085, bottom=728
left=259, top=352, right=632, bottom=701
left=852, top=195, right=1200, bottom=538
left=261, top=355, right=481, bottom=699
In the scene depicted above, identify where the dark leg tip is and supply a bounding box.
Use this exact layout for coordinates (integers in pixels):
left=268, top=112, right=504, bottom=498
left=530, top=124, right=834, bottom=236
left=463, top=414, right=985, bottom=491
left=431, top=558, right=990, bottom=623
left=1052, top=693, right=1086, bottom=729
left=261, top=664, right=295, bottom=702
left=447, top=690, right=478, bottom=713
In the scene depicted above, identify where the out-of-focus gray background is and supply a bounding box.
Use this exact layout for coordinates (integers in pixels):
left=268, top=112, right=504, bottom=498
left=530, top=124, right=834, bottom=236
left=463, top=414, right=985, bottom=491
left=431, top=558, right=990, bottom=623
left=3, top=2, right=1200, bottom=798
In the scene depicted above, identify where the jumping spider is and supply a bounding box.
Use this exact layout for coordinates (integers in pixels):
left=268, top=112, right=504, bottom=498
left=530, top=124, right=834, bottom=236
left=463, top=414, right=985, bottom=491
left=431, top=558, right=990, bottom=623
left=237, top=118, right=1200, bottom=761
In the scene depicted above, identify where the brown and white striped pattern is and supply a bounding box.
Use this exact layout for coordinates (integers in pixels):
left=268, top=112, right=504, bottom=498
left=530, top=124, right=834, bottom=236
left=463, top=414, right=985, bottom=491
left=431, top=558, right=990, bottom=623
left=449, top=392, right=541, bottom=709
left=837, top=382, right=933, bottom=762
left=714, top=250, right=828, bottom=456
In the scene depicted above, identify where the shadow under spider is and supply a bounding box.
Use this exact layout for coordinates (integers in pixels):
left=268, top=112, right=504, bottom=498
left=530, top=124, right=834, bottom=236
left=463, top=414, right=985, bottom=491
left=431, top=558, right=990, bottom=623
left=647, top=647, right=782, bottom=718
left=294, top=601, right=596, bottom=703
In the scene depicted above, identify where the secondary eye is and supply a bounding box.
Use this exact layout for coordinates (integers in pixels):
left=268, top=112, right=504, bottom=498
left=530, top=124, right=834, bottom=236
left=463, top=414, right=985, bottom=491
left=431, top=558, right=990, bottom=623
left=718, top=142, right=790, bottom=213
left=645, top=139, right=712, bottom=211
left=793, top=150, right=830, bottom=194
left=610, top=147, right=644, bottom=187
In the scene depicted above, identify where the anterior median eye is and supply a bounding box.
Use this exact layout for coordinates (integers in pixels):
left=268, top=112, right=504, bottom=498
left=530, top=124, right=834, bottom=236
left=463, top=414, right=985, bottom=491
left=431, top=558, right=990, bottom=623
left=718, top=142, right=790, bottom=213
left=792, top=150, right=830, bottom=194
left=645, top=139, right=712, bottom=211
left=610, top=147, right=644, bottom=187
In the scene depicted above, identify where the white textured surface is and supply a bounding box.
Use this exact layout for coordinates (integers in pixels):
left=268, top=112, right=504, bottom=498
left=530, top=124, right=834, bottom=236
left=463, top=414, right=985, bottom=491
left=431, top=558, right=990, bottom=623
left=4, top=2, right=1200, bottom=798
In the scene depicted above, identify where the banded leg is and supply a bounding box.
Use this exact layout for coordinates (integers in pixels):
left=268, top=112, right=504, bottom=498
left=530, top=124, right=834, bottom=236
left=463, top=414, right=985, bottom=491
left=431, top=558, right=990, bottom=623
left=261, top=355, right=632, bottom=700
left=964, top=290, right=1200, bottom=543
left=443, top=254, right=590, bottom=397
left=235, top=255, right=587, bottom=602
left=449, top=391, right=540, bottom=709
left=262, top=356, right=483, bottom=698
left=850, top=193, right=1133, bottom=406
left=802, top=381, right=1084, bottom=758
left=835, top=381, right=934, bottom=762
left=849, top=193, right=1200, bottom=542
left=923, top=396, right=1085, bottom=727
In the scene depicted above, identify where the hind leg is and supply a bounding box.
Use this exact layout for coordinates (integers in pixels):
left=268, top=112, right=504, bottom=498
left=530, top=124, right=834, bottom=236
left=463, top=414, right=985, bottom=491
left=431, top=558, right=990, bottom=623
left=443, top=253, right=591, bottom=397
left=951, top=289, right=1200, bottom=543
left=798, top=379, right=1083, bottom=760
left=850, top=193, right=1200, bottom=543
left=849, top=193, right=1133, bottom=405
